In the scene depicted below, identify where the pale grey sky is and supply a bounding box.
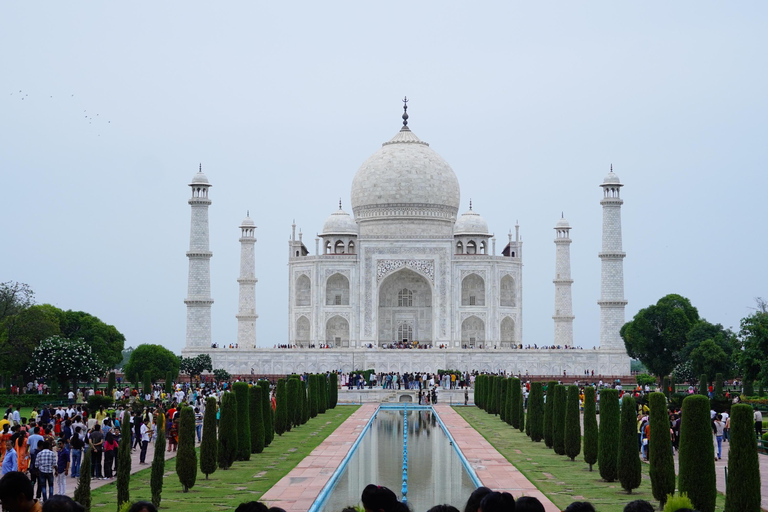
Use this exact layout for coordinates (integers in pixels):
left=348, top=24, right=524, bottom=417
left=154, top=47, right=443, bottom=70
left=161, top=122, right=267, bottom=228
left=2, top=2, right=766, bottom=355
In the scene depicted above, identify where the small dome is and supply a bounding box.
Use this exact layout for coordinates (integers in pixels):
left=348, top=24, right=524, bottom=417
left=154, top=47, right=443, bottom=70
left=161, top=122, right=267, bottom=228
left=454, top=206, right=489, bottom=236
left=556, top=216, right=570, bottom=228
left=603, top=170, right=621, bottom=185
left=190, top=170, right=210, bottom=186
left=322, top=206, right=357, bottom=236
left=240, top=216, right=255, bottom=227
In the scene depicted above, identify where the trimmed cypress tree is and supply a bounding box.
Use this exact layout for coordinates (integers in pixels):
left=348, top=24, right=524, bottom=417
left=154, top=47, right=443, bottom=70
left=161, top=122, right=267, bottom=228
left=476, top=375, right=485, bottom=410
left=598, top=388, right=620, bottom=482
left=217, top=392, right=238, bottom=469
left=489, top=376, right=498, bottom=415
left=275, top=378, right=289, bottom=435
left=618, top=395, right=642, bottom=494
left=648, top=392, right=675, bottom=507
left=165, top=371, right=174, bottom=394
left=143, top=370, right=152, bottom=397
left=564, top=385, right=581, bottom=461
left=309, top=375, right=318, bottom=418
left=544, top=380, right=557, bottom=448
left=724, top=404, right=761, bottom=512
left=150, top=416, right=166, bottom=506
left=518, top=387, right=525, bottom=433
left=4, top=372, right=10, bottom=394
left=509, top=378, right=520, bottom=428
left=743, top=379, right=754, bottom=397
left=662, top=376, right=671, bottom=399
left=553, top=385, right=566, bottom=455
left=319, top=374, right=328, bottom=414
left=499, top=377, right=508, bottom=423
left=200, top=396, right=218, bottom=478
left=74, top=447, right=92, bottom=512
left=176, top=406, right=197, bottom=492
left=528, top=382, right=544, bottom=442
left=232, top=382, right=251, bottom=459
left=258, top=381, right=274, bottom=446
left=582, top=386, right=598, bottom=471
left=714, top=373, right=723, bottom=398
left=116, top=427, right=132, bottom=510
left=678, top=394, right=716, bottom=512
left=494, top=376, right=502, bottom=415
left=329, top=372, right=338, bottom=408
left=107, top=372, right=116, bottom=396
left=287, top=377, right=300, bottom=428
left=250, top=384, right=265, bottom=453
left=301, top=380, right=310, bottom=425
left=699, top=374, right=708, bottom=396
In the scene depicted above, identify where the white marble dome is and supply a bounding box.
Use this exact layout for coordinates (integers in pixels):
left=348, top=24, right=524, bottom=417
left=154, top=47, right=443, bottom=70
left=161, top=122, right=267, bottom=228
left=454, top=207, right=489, bottom=236
left=350, top=126, right=461, bottom=217
left=556, top=216, right=570, bottom=228
left=321, top=206, right=357, bottom=235
left=603, top=170, right=621, bottom=185
left=240, top=215, right=255, bottom=227
left=190, top=170, right=210, bottom=185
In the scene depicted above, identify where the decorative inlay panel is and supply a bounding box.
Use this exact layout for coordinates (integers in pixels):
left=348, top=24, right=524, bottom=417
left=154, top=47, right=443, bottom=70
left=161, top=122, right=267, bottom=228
left=376, top=259, right=435, bottom=284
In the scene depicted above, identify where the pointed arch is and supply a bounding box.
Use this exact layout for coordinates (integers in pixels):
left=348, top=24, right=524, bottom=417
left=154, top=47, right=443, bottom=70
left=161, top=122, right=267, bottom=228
left=296, top=315, right=310, bottom=343
left=461, top=315, right=485, bottom=344
left=325, top=315, right=349, bottom=347
left=500, top=316, right=515, bottom=347
left=295, top=274, right=311, bottom=306
left=500, top=275, right=516, bottom=307
left=461, top=273, right=485, bottom=306
left=326, top=273, right=350, bottom=305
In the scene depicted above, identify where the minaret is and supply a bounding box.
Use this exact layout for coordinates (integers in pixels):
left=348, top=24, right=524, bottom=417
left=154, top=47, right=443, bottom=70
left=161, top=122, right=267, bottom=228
left=598, top=166, right=627, bottom=350
left=185, top=165, right=214, bottom=349
left=236, top=213, right=258, bottom=348
left=553, top=214, right=574, bottom=347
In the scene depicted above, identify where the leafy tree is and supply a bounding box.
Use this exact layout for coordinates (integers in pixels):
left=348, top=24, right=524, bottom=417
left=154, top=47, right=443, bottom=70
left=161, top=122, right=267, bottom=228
left=618, top=395, right=642, bottom=493
left=598, top=389, right=620, bottom=482
left=649, top=392, right=675, bottom=507
left=552, top=385, right=566, bottom=455
left=0, top=304, right=60, bottom=375
left=232, top=382, right=251, bottom=460
left=213, top=368, right=231, bottom=383
left=564, top=385, right=581, bottom=461
left=635, top=373, right=657, bottom=387
left=678, top=395, right=716, bottom=512
left=26, top=335, right=106, bottom=389
left=151, top=417, right=166, bottom=506
left=200, top=396, right=218, bottom=478
left=724, top=404, right=761, bottom=512
left=582, top=386, right=598, bottom=471
left=275, top=379, right=289, bottom=435
left=0, top=281, right=35, bottom=320
left=179, top=354, right=213, bottom=382
left=528, top=382, right=544, bottom=442
left=74, top=447, right=92, bottom=511
left=543, top=380, right=556, bottom=448
left=123, top=344, right=179, bottom=383
left=117, top=428, right=132, bottom=510
left=743, top=379, right=754, bottom=397
left=250, top=384, right=265, bottom=453
left=119, top=346, right=133, bottom=369
left=690, top=340, right=730, bottom=385
left=621, top=294, right=700, bottom=381
left=682, top=320, right=739, bottom=380
left=739, top=308, right=768, bottom=388
left=217, top=392, right=238, bottom=469
left=672, top=360, right=696, bottom=385
left=176, top=406, right=197, bottom=492
left=58, top=309, right=125, bottom=369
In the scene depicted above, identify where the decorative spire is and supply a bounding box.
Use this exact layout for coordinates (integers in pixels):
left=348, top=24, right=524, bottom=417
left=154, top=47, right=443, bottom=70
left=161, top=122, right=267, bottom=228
left=610, top=163, right=613, bottom=172
left=402, top=96, right=409, bottom=127
left=339, top=198, right=342, bottom=210
left=199, top=163, right=202, bottom=172
left=561, top=211, right=564, bottom=218
left=247, top=210, right=250, bottom=217
left=469, top=199, right=473, bottom=211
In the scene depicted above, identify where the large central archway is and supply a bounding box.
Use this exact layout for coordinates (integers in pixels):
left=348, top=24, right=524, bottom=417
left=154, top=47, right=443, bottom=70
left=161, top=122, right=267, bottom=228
left=377, top=268, right=432, bottom=346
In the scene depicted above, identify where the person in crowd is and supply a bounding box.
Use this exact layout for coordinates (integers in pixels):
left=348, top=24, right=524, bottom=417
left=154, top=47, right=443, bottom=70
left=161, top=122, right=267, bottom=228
left=102, top=431, right=117, bottom=479
left=623, top=501, right=655, bottom=512
left=127, top=501, right=158, bottom=512
left=713, top=413, right=725, bottom=460
left=1, top=440, right=17, bottom=476
left=33, top=441, right=55, bottom=502
left=54, top=439, right=69, bottom=495
left=0, top=470, right=41, bottom=512
left=478, top=491, right=514, bottom=512
left=513, top=497, right=544, bottom=512
left=563, top=503, right=596, bottom=512
left=361, top=484, right=409, bottom=512
left=428, top=506, right=459, bottom=512
left=139, top=418, right=152, bottom=464
left=42, top=495, right=84, bottom=512
left=88, top=424, right=104, bottom=479
left=69, top=428, right=83, bottom=479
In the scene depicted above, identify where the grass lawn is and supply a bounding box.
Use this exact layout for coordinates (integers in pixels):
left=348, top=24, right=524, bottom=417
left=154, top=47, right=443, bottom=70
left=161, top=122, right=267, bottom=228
left=90, top=405, right=359, bottom=511
left=455, top=407, right=726, bottom=512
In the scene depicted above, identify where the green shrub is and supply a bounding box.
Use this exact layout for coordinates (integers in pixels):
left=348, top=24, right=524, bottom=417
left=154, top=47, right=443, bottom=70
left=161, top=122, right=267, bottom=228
left=107, top=372, right=116, bottom=395
left=699, top=374, right=708, bottom=396
left=232, top=382, right=251, bottom=460
left=257, top=381, right=274, bottom=446
left=150, top=417, right=166, bottom=506
left=724, top=404, right=761, bottom=512
left=74, top=447, right=92, bottom=511
left=116, top=427, right=132, bottom=510
left=598, top=389, right=620, bottom=482
left=308, top=375, right=318, bottom=418
left=582, top=386, right=598, bottom=471
left=618, top=395, right=642, bottom=493
left=499, top=377, right=508, bottom=423
left=552, top=385, right=566, bottom=455
left=518, top=387, right=525, bottom=433
left=662, top=493, right=694, bottom=512
left=199, top=396, right=218, bottom=478
left=318, top=374, right=327, bottom=414
left=217, top=392, right=238, bottom=469
left=176, top=406, right=197, bottom=492
left=250, top=385, right=265, bottom=454
left=714, top=373, right=723, bottom=398
left=528, top=382, right=544, bottom=442
left=649, top=393, right=675, bottom=507
left=329, top=373, right=338, bottom=408
left=635, top=373, right=656, bottom=387
left=143, top=370, right=152, bottom=397
left=509, top=378, right=520, bottom=429
left=543, top=380, right=557, bottom=448
left=743, top=379, right=754, bottom=397
left=275, top=378, right=289, bottom=435
left=86, top=394, right=113, bottom=411
left=678, top=394, right=716, bottom=512
left=564, top=385, right=581, bottom=461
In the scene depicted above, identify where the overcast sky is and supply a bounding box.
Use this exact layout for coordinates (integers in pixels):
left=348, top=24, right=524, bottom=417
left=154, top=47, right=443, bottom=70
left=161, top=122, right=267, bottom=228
left=2, top=2, right=766, bottom=355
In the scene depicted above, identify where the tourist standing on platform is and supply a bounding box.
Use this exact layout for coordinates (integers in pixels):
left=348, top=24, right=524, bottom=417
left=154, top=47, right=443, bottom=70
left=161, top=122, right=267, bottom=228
left=55, top=439, right=69, bottom=494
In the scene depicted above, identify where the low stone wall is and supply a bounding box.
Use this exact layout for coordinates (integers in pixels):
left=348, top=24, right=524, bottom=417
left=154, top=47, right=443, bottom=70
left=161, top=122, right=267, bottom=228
left=337, top=388, right=473, bottom=404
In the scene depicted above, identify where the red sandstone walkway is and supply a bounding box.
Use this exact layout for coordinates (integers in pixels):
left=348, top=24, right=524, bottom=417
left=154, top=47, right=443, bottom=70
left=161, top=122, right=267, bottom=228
left=434, top=405, right=560, bottom=512
left=261, top=404, right=378, bottom=511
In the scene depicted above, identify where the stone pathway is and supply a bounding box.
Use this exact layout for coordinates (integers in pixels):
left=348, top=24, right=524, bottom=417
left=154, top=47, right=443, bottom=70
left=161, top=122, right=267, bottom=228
left=261, top=404, right=378, bottom=511
left=60, top=440, right=179, bottom=498
left=434, top=405, right=560, bottom=512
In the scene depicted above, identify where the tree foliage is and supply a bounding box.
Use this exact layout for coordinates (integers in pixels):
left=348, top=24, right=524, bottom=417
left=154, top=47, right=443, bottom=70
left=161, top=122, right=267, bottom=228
left=200, top=396, right=218, bottom=479
left=74, top=447, right=92, bottom=512
left=649, top=392, right=675, bottom=506
left=739, top=307, right=768, bottom=387
left=27, top=335, right=106, bottom=387
left=151, top=416, right=166, bottom=506
left=250, top=384, right=265, bottom=454
left=213, top=368, right=231, bottom=383
left=682, top=320, right=739, bottom=381
left=176, top=406, right=198, bottom=492
left=564, top=385, right=581, bottom=461
left=123, top=344, right=179, bottom=383
left=528, top=382, right=544, bottom=442
left=0, top=304, right=60, bottom=375
left=217, top=392, right=238, bottom=470
left=509, top=378, right=520, bottom=429
left=598, top=389, right=620, bottom=482
left=678, top=395, right=716, bottom=512
left=232, top=382, right=251, bottom=460
left=257, top=381, right=274, bottom=446
left=58, top=309, right=125, bottom=369
left=552, top=385, right=566, bottom=455
left=543, top=380, right=557, bottom=449
left=618, top=395, right=642, bottom=493
left=117, top=427, right=133, bottom=510
left=724, top=404, right=761, bottom=512
left=621, top=294, right=700, bottom=380
left=179, top=354, right=213, bottom=382
left=275, top=378, right=289, bottom=435
left=582, top=386, right=598, bottom=471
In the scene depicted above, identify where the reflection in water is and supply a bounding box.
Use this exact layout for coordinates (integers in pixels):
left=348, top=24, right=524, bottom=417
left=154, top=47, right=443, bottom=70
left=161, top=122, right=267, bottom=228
left=318, top=409, right=477, bottom=512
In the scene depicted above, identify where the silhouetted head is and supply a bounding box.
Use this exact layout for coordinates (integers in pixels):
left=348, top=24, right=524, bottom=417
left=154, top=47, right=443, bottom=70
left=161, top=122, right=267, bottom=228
left=513, top=496, right=544, bottom=512
left=478, top=491, right=515, bottom=512
left=464, top=486, right=493, bottom=512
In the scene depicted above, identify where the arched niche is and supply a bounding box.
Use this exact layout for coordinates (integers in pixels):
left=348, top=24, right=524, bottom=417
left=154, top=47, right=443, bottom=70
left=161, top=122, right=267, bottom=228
left=326, top=273, right=350, bottom=305
left=377, top=268, right=432, bottom=345
left=461, top=315, right=485, bottom=344
left=461, top=273, right=485, bottom=306
left=295, top=275, right=311, bottom=306
left=500, top=275, right=516, bottom=307
left=326, top=315, right=349, bottom=347
left=296, top=316, right=310, bottom=343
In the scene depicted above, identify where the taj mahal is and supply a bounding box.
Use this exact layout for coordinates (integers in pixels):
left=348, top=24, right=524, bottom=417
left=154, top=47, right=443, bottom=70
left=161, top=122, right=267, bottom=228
left=181, top=103, right=632, bottom=376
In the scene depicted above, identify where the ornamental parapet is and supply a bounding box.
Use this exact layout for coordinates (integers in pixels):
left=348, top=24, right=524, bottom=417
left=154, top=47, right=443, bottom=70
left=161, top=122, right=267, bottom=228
left=597, top=300, right=628, bottom=307
left=184, top=299, right=214, bottom=305
left=598, top=252, right=626, bottom=259
left=186, top=251, right=213, bottom=258
left=188, top=198, right=212, bottom=206
left=237, top=277, right=258, bottom=284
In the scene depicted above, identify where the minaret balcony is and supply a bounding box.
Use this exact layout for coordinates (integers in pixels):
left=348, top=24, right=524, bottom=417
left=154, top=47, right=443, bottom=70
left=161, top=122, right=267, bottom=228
left=186, top=251, right=213, bottom=258
left=598, top=252, right=626, bottom=259
left=184, top=298, right=214, bottom=306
